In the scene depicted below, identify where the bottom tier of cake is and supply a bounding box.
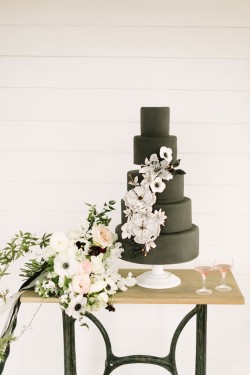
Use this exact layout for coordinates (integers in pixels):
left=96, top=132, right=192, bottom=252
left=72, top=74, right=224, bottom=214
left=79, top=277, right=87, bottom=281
left=116, top=224, right=199, bottom=265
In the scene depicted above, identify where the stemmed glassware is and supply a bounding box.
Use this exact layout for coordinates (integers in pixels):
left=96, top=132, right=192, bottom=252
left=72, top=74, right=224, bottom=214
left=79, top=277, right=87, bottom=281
left=194, top=259, right=213, bottom=295
left=214, top=257, right=233, bottom=292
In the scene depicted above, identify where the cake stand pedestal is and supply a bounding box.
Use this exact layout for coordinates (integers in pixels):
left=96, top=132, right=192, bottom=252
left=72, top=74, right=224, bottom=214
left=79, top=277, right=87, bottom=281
left=136, top=265, right=181, bottom=289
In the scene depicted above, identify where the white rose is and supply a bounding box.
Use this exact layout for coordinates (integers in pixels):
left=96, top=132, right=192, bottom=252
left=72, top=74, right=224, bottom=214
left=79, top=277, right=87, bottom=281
left=92, top=224, right=114, bottom=248
left=50, top=232, right=69, bottom=252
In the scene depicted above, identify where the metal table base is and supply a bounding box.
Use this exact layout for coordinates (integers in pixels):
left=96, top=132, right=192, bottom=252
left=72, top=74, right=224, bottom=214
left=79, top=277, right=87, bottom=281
left=63, top=304, right=207, bottom=375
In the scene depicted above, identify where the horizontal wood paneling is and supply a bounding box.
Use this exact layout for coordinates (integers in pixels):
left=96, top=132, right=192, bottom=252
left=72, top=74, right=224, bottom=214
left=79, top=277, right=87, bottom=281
left=0, top=182, right=249, bottom=215
left=0, top=151, right=249, bottom=185
left=0, top=89, right=249, bottom=123
left=0, top=26, right=249, bottom=58
left=0, top=0, right=249, bottom=27
left=1, top=122, right=249, bottom=153
left=0, top=57, right=250, bottom=90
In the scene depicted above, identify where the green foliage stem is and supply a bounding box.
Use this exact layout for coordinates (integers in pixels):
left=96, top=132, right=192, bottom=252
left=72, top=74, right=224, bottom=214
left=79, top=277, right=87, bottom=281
left=0, top=232, right=51, bottom=279
left=0, top=335, right=16, bottom=363
left=86, top=201, right=116, bottom=229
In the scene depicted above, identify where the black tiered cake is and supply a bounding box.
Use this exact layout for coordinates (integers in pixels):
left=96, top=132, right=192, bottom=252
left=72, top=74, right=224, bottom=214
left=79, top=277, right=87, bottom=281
left=116, top=107, right=199, bottom=266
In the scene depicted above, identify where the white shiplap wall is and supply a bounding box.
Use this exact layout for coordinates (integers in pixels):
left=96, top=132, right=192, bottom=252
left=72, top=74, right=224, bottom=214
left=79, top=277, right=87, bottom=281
left=0, top=1, right=249, bottom=374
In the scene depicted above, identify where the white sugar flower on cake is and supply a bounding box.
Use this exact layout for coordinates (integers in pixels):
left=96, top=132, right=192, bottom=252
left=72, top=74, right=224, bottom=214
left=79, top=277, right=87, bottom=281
left=150, top=177, right=166, bottom=193
left=122, top=146, right=185, bottom=254
left=124, top=185, right=156, bottom=210
left=160, top=146, right=172, bottom=162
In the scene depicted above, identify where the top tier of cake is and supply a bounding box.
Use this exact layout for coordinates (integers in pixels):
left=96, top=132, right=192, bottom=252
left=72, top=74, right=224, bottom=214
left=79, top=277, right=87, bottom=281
left=141, top=107, right=170, bottom=135
left=134, top=107, right=177, bottom=164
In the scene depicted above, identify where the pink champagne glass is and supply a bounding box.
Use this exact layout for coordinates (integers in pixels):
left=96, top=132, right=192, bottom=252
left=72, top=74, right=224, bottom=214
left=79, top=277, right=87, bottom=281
left=194, top=259, right=213, bottom=295
left=214, top=257, right=233, bottom=292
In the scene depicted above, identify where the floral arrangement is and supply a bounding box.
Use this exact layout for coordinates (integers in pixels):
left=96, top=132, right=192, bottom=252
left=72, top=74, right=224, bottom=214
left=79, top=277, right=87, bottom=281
left=121, top=146, right=185, bottom=254
left=0, top=201, right=135, bottom=363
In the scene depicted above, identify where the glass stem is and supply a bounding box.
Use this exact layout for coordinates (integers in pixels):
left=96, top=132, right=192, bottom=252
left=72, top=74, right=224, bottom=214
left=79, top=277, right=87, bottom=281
left=202, top=274, right=207, bottom=290
left=221, top=272, right=226, bottom=286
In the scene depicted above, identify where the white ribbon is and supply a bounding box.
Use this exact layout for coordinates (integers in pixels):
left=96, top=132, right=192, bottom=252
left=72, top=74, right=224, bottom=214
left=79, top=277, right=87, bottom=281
left=0, top=275, right=42, bottom=338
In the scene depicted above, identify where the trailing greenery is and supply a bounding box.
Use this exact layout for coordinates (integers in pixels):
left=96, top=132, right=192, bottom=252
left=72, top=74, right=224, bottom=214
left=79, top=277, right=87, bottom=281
left=0, top=335, right=16, bottom=363
left=0, top=232, right=51, bottom=279
left=20, top=258, right=46, bottom=279
left=0, top=289, right=9, bottom=304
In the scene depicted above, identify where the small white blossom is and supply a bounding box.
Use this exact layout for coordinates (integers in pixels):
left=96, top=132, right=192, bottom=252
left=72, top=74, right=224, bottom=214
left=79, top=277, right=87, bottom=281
left=91, top=254, right=105, bottom=274
left=42, top=245, right=56, bottom=261
left=60, top=293, right=69, bottom=304
left=123, top=272, right=137, bottom=287
left=128, top=175, right=139, bottom=186
left=154, top=209, right=167, bottom=226
left=89, top=280, right=107, bottom=293
left=97, top=292, right=109, bottom=308
left=145, top=241, right=157, bottom=252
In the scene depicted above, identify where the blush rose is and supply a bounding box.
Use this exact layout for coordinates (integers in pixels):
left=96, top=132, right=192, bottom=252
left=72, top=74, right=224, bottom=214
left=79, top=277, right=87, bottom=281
left=92, top=224, right=114, bottom=248
left=72, top=273, right=91, bottom=294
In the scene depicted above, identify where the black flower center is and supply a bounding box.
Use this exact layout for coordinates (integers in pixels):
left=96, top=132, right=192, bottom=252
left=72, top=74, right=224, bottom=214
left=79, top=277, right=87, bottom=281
left=74, top=303, right=82, bottom=311
left=63, top=262, right=69, bottom=269
left=155, top=183, right=160, bottom=187
left=164, top=152, right=167, bottom=158
left=76, top=241, right=85, bottom=250
left=138, top=196, right=143, bottom=200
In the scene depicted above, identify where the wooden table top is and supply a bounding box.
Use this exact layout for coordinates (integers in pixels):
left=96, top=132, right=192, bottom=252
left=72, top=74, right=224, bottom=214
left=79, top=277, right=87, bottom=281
left=21, top=269, right=245, bottom=305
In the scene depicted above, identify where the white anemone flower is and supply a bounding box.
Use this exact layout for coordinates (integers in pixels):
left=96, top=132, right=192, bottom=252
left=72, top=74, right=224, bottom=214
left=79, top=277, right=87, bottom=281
left=150, top=177, right=166, bottom=193
left=50, top=232, right=69, bottom=252
left=54, top=251, right=79, bottom=278
left=105, top=277, right=118, bottom=295
left=160, top=146, right=172, bottom=163
left=65, top=295, right=87, bottom=319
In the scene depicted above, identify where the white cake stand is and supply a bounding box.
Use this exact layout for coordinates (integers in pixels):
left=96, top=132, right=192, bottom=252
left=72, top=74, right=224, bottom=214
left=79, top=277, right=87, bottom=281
left=136, top=265, right=181, bottom=289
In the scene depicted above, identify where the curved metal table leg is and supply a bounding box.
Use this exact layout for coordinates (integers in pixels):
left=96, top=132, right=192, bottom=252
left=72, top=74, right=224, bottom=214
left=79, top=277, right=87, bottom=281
left=85, top=304, right=206, bottom=375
